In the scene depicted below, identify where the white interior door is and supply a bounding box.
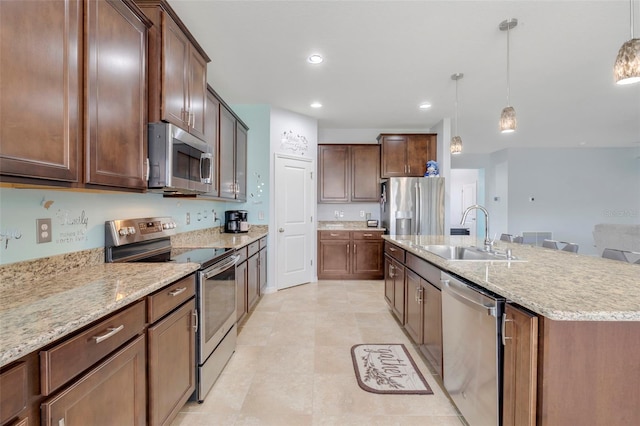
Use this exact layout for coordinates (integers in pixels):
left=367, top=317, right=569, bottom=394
left=461, top=183, right=477, bottom=238
left=274, top=154, right=314, bottom=290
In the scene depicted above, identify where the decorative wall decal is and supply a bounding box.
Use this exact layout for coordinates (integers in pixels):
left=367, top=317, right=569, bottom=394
left=250, top=172, right=265, bottom=204
left=55, top=209, right=89, bottom=244
left=40, top=197, right=54, bottom=209
left=279, top=130, right=309, bottom=156
left=0, top=229, right=22, bottom=249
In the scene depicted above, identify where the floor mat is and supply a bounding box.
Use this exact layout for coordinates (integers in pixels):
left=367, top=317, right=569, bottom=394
left=350, top=343, right=433, bottom=395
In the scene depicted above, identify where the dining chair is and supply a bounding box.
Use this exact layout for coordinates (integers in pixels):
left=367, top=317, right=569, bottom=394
left=542, top=239, right=559, bottom=249
left=500, top=233, right=513, bottom=242
left=560, top=242, right=579, bottom=253
left=513, top=236, right=523, bottom=243
left=602, top=248, right=629, bottom=262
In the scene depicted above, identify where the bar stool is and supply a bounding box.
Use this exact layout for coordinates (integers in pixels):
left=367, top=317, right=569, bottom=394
left=500, top=233, right=513, bottom=242
left=513, top=236, right=523, bottom=243
left=560, top=242, right=579, bottom=253
left=542, top=239, right=559, bottom=249
left=602, top=248, right=630, bottom=262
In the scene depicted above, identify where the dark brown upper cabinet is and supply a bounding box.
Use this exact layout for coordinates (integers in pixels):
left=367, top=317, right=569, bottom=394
left=318, top=144, right=380, bottom=203
left=378, top=133, right=437, bottom=178
left=136, top=0, right=210, bottom=141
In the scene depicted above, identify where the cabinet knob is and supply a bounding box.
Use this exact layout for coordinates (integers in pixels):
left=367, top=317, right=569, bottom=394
left=279, top=228, right=285, bottom=233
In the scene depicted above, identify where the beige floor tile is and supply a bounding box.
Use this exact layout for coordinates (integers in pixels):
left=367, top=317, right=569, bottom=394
left=314, top=345, right=357, bottom=375
left=241, top=372, right=314, bottom=417
left=255, top=344, right=315, bottom=374
left=170, top=279, right=461, bottom=426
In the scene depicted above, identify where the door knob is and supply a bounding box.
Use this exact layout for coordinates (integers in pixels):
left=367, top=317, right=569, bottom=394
left=279, top=228, right=284, bottom=233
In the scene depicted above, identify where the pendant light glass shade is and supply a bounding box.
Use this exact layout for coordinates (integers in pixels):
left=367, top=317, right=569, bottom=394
left=500, top=106, right=517, bottom=133
left=450, top=136, right=462, bottom=154
left=614, top=0, right=640, bottom=85
left=615, top=0, right=640, bottom=85
left=614, top=38, right=640, bottom=84
left=450, top=73, right=464, bottom=155
left=499, top=19, right=517, bottom=133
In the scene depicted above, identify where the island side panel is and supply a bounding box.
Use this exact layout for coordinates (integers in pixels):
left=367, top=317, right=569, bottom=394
left=537, top=318, right=640, bottom=425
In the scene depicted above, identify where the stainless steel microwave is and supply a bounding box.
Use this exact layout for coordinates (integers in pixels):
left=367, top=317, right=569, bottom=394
left=147, top=123, right=213, bottom=194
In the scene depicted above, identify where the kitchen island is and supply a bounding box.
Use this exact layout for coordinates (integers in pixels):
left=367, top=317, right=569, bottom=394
left=383, top=234, right=640, bottom=425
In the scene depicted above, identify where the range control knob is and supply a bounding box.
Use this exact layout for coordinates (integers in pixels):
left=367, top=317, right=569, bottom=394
left=118, top=228, right=129, bottom=236
left=171, top=222, right=177, bottom=229
left=162, top=223, right=169, bottom=230
left=128, top=227, right=136, bottom=235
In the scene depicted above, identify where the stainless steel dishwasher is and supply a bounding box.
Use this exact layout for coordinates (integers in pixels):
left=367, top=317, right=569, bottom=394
left=441, top=272, right=505, bottom=426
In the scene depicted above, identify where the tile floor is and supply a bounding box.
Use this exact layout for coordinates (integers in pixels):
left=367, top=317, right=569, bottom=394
left=171, top=279, right=465, bottom=425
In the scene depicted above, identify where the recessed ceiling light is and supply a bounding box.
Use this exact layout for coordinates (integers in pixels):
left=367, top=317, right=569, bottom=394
left=419, top=102, right=432, bottom=109
left=307, top=54, right=323, bottom=64
left=310, top=102, right=323, bottom=108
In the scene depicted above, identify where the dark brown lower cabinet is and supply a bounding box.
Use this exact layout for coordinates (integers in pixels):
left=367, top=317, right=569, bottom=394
left=502, top=303, right=538, bottom=426
left=236, top=259, right=248, bottom=323
left=147, top=299, right=196, bottom=426
left=318, top=231, right=384, bottom=280
left=41, top=335, right=146, bottom=426
left=404, top=269, right=423, bottom=343
left=421, top=281, right=442, bottom=377
left=383, top=254, right=405, bottom=324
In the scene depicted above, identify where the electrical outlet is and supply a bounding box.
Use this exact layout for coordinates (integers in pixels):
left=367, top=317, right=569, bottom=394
left=334, top=210, right=339, bottom=218
left=360, top=210, right=365, bottom=217
left=212, top=210, right=218, bottom=222
left=339, top=211, right=344, bottom=218
left=258, top=211, right=264, bottom=220
left=186, top=212, right=191, bottom=225
left=36, top=218, right=52, bottom=244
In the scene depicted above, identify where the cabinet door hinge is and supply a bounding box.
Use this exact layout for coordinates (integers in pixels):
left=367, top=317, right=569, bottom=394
left=310, top=171, right=313, bottom=180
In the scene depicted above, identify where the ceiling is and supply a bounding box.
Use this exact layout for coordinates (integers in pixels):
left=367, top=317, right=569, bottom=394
left=169, top=0, right=640, bottom=154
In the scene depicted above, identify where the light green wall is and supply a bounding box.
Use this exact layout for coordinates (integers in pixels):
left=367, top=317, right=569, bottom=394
left=0, top=104, right=272, bottom=265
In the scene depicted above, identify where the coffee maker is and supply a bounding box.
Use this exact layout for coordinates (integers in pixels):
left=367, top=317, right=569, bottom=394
left=225, top=210, right=249, bottom=233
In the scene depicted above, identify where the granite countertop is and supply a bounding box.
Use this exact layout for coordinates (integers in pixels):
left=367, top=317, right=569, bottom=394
left=0, top=262, right=200, bottom=368
left=317, top=221, right=385, bottom=231
left=0, top=226, right=270, bottom=368
left=171, top=225, right=268, bottom=249
left=383, top=235, right=640, bottom=321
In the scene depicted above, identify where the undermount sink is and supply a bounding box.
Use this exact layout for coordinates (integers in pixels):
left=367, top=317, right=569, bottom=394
left=414, top=244, right=525, bottom=262
left=324, top=223, right=345, bottom=228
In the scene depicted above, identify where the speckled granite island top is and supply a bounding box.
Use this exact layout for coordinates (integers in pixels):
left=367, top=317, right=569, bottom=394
left=0, top=262, right=199, bottom=368
left=171, top=225, right=268, bottom=249
left=383, top=235, right=640, bottom=321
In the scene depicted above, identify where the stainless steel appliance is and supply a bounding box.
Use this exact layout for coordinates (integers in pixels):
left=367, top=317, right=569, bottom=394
left=105, top=217, right=238, bottom=402
left=441, top=272, right=505, bottom=426
left=147, top=123, right=214, bottom=194
left=225, top=210, right=248, bottom=234
left=380, top=177, right=445, bottom=235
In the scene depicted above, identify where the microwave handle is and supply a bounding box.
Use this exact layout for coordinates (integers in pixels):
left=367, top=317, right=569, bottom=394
left=200, top=152, right=213, bottom=184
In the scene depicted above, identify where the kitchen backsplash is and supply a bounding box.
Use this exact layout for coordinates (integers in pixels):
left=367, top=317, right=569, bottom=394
left=0, top=187, right=232, bottom=265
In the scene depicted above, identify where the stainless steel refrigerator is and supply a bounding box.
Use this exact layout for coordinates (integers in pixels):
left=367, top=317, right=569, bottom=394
left=380, top=177, right=445, bottom=235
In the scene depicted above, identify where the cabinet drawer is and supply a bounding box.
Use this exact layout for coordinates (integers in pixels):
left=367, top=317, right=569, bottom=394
left=247, top=241, right=259, bottom=257
left=147, top=274, right=196, bottom=324
left=384, top=242, right=405, bottom=263
left=319, top=230, right=350, bottom=240
left=0, top=362, right=27, bottom=424
left=40, top=300, right=146, bottom=396
left=352, top=231, right=383, bottom=240
left=235, top=246, right=248, bottom=263
left=406, top=253, right=441, bottom=287
left=259, top=237, right=267, bottom=250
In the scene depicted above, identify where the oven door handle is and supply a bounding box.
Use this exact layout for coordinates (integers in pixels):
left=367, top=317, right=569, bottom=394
left=201, top=255, right=240, bottom=279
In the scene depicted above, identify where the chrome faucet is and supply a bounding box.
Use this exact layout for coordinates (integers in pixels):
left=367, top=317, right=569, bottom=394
left=460, top=204, right=492, bottom=252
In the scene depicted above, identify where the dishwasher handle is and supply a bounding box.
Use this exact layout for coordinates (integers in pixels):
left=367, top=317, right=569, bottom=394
left=442, top=278, right=498, bottom=317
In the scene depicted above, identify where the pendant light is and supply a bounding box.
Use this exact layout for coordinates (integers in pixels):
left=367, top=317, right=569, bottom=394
left=450, top=73, right=463, bottom=155
left=614, top=0, right=640, bottom=85
left=499, top=18, right=518, bottom=133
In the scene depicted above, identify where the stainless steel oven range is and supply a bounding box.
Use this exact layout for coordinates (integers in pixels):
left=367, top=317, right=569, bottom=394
left=105, top=217, right=239, bottom=402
